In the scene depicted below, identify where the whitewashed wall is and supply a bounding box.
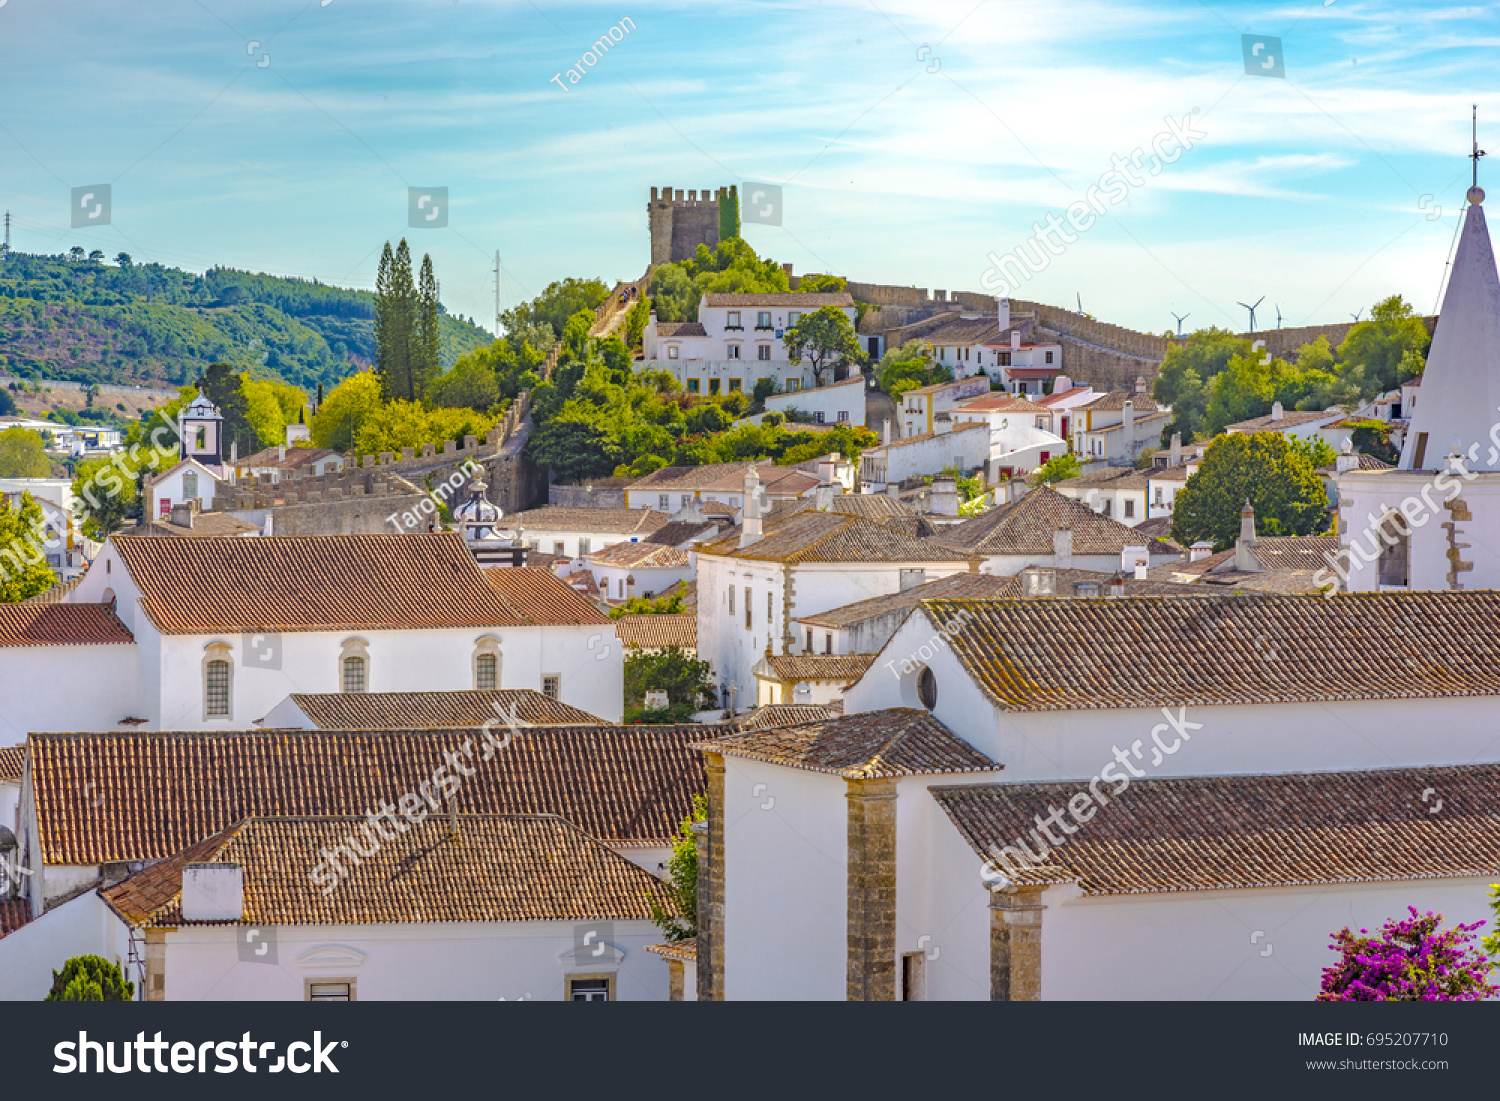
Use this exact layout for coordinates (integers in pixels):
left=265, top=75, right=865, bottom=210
left=0, top=889, right=134, bottom=1000
left=0, top=644, right=138, bottom=743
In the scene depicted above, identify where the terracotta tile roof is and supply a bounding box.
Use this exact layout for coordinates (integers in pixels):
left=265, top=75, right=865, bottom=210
left=730, top=704, right=837, bottom=730
left=875, top=422, right=988, bottom=451
left=0, top=603, right=133, bottom=648
left=932, top=487, right=1177, bottom=557
left=646, top=937, right=697, bottom=963
left=103, top=815, right=676, bottom=927
left=700, top=510, right=971, bottom=565
left=136, top=513, right=262, bottom=538
left=757, top=652, right=877, bottom=683
left=284, top=690, right=606, bottom=730
left=954, top=395, right=1050, bottom=414
left=987, top=568, right=1222, bottom=598
left=1151, top=547, right=1233, bottom=579
left=1225, top=408, right=1343, bottom=433
left=28, top=725, right=708, bottom=864
left=482, top=567, right=612, bottom=625
left=112, top=533, right=553, bottom=635
left=1147, top=462, right=1197, bottom=482
left=562, top=569, right=601, bottom=600
left=630, top=461, right=815, bottom=496
left=1201, top=569, right=1325, bottom=594
left=1318, top=454, right=1395, bottom=474
left=645, top=519, right=727, bottom=547
left=1035, top=386, right=1091, bottom=407
left=701, top=292, right=854, bottom=308
left=656, top=321, right=707, bottom=337
left=1244, top=535, right=1340, bottom=573
left=0, top=899, right=33, bottom=940
left=795, top=572, right=1011, bottom=628
left=659, top=578, right=697, bottom=613
left=585, top=541, right=689, bottom=569
left=1078, top=390, right=1162, bottom=413
left=613, top=614, right=697, bottom=650
left=771, top=493, right=930, bottom=530
left=503, top=507, right=670, bottom=535
left=904, top=378, right=993, bottom=398
left=922, top=590, right=1500, bottom=713
left=1130, top=516, right=1178, bottom=543
left=0, top=744, right=24, bottom=781
left=924, top=318, right=1006, bottom=345
left=695, top=708, right=999, bottom=779
left=931, top=763, right=1500, bottom=896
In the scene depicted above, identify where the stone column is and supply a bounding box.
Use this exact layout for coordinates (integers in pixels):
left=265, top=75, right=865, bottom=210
left=695, top=753, right=726, bottom=1001
left=845, top=777, right=898, bottom=1001
left=667, top=960, right=685, bottom=1001
left=989, top=886, right=1046, bottom=1001
left=144, top=928, right=168, bottom=1001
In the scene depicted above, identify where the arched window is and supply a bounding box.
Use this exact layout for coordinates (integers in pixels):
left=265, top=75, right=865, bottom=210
left=339, top=637, right=371, bottom=693
left=1377, top=512, right=1410, bottom=587
left=917, top=667, right=938, bottom=711
left=202, top=641, right=233, bottom=720
left=473, top=635, right=502, bottom=690
left=182, top=470, right=198, bottom=500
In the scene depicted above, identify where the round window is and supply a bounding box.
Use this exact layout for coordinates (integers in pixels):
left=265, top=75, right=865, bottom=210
left=917, top=666, right=937, bottom=710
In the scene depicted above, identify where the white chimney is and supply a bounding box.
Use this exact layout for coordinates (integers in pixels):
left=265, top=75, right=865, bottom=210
left=1109, top=572, right=1126, bottom=598
left=1122, top=399, right=1135, bottom=444
left=739, top=467, right=764, bottom=548
left=1051, top=374, right=1071, bottom=394
left=1135, top=376, right=1147, bottom=394
left=1335, top=437, right=1357, bottom=474
left=278, top=444, right=286, bottom=462
left=1010, top=330, right=1021, bottom=351
left=1270, top=401, right=1284, bottom=422
left=1052, top=527, right=1074, bottom=569
left=996, top=297, right=1010, bottom=330
left=181, top=863, right=244, bottom=922
left=1169, top=432, right=1182, bottom=468
left=930, top=476, right=959, bottom=518
left=1122, top=546, right=1148, bottom=578
left=1189, top=540, right=1213, bottom=562
left=1234, top=500, right=1260, bottom=573
left=815, top=482, right=834, bottom=509
left=882, top=418, right=891, bottom=446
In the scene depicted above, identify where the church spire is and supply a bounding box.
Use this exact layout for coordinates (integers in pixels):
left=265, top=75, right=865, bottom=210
left=1397, top=112, right=1500, bottom=472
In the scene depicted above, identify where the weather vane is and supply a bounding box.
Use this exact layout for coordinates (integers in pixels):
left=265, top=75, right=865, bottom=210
left=1472, top=104, right=1487, bottom=201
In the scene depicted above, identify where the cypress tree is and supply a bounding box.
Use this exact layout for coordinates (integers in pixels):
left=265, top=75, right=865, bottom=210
left=415, top=254, right=442, bottom=399
left=390, top=239, right=417, bottom=400
left=374, top=241, right=398, bottom=401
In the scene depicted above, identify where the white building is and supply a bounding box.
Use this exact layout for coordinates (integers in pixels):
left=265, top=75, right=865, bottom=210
left=1223, top=402, right=1347, bottom=447
left=691, top=590, right=1500, bottom=1000
left=897, top=377, right=992, bottom=438
left=763, top=373, right=866, bottom=426
left=694, top=469, right=973, bottom=704
left=1332, top=188, right=1500, bottom=594
left=1071, top=382, right=1171, bottom=466
left=625, top=461, right=819, bottom=513
left=1052, top=468, right=1153, bottom=526
left=642, top=292, right=859, bottom=396
left=495, top=506, right=670, bottom=559
left=859, top=423, right=990, bottom=491
left=584, top=540, right=693, bottom=603
left=15, top=532, right=626, bottom=732
left=922, top=315, right=1063, bottom=391
left=230, top=444, right=345, bottom=484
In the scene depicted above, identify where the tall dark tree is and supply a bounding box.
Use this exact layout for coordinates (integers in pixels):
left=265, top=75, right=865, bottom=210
left=200, top=362, right=261, bottom=457
left=718, top=184, right=740, bottom=241
left=375, top=239, right=419, bottom=401
left=415, top=254, right=442, bottom=399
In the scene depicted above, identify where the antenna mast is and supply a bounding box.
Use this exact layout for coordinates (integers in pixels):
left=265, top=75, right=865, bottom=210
left=3, top=211, right=9, bottom=251
left=493, top=250, right=501, bottom=334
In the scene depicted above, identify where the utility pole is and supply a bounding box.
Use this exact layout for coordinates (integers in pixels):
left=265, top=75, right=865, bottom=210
left=3, top=210, right=10, bottom=251
left=493, top=250, right=501, bottom=334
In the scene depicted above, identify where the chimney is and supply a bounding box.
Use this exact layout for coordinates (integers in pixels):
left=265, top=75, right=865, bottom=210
left=1109, top=572, right=1126, bottom=598
left=739, top=467, right=764, bottom=548
left=1052, top=527, right=1074, bottom=569
left=1335, top=437, right=1357, bottom=474
left=930, top=476, right=959, bottom=518
left=1234, top=499, right=1261, bottom=573
left=170, top=503, right=194, bottom=529
left=1189, top=540, right=1213, bottom=562
left=1010, top=330, right=1021, bottom=351
left=1020, top=566, right=1056, bottom=598
left=882, top=418, right=891, bottom=446
left=1052, top=374, right=1071, bottom=394
left=1122, top=399, right=1135, bottom=445
left=1122, top=545, right=1148, bottom=578
left=1169, top=432, right=1182, bottom=468
left=815, top=482, right=834, bottom=509
left=996, top=297, right=1010, bottom=330
left=1270, top=401, right=1284, bottom=422
left=181, top=863, right=244, bottom=922
left=1135, top=376, right=1146, bottom=394
left=278, top=444, right=286, bottom=462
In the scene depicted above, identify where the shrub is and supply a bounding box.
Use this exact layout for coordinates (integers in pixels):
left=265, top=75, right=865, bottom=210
left=1318, top=907, right=1495, bottom=1001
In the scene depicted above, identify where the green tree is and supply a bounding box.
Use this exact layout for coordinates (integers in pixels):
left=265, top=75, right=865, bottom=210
left=876, top=339, right=949, bottom=403
left=115, top=252, right=132, bottom=267
left=499, top=277, right=609, bottom=352
left=1153, top=327, right=1251, bottom=443
left=351, top=400, right=493, bottom=458
left=783, top=304, right=863, bottom=387
left=684, top=402, right=731, bottom=435
left=427, top=352, right=501, bottom=412
left=609, top=593, right=687, bottom=619
left=1287, top=434, right=1339, bottom=470
left=44, top=955, right=135, bottom=1001
left=525, top=417, right=620, bottom=484
left=1203, top=350, right=1277, bottom=435
left=718, top=184, right=740, bottom=241
left=310, top=371, right=383, bottom=452
left=0, top=493, right=60, bottom=602
left=1337, top=294, right=1430, bottom=395
left=623, top=645, right=715, bottom=722
left=623, top=294, right=650, bottom=350
left=72, top=455, right=138, bottom=540
left=1032, top=452, right=1082, bottom=484
left=414, top=254, right=442, bottom=399
left=0, top=427, right=50, bottom=477
left=375, top=239, right=420, bottom=401
left=649, top=794, right=706, bottom=941
left=1170, top=432, right=1329, bottom=550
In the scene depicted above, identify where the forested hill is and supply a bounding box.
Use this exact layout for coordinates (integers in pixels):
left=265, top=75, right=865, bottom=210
left=0, top=253, right=494, bottom=394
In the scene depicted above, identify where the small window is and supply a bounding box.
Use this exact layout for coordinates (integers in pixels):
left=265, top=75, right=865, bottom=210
left=729, top=378, right=742, bottom=392
left=917, top=667, right=937, bottom=710
left=1124, top=499, right=1135, bottom=519
left=182, top=470, right=198, bottom=499
left=475, top=652, right=498, bottom=690
left=757, top=345, right=771, bottom=361
left=815, top=411, right=825, bottom=424
left=1377, top=514, right=1410, bottom=587
left=805, top=628, right=813, bottom=651
left=902, top=953, right=927, bottom=1001
left=788, top=311, right=802, bottom=327
left=578, top=538, right=591, bottom=556
left=824, top=632, right=832, bottom=655
left=744, top=586, right=752, bottom=629
left=837, top=410, right=848, bottom=423
left=659, top=494, right=670, bottom=509
left=553, top=541, right=566, bottom=556
left=1045, top=351, right=1054, bottom=363
left=542, top=675, right=561, bottom=700
left=205, top=659, right=230, bottom=717
left=728, top=586, right=735, bottom=615
left=342, top=656, right=367, bottom=693
left=786, top=379, right=799, bottom=393
left=767, top=591, right=773, bottom=625
left=195, top=426, right=206, bottom=450
left=757, top=311, right=771, bottom=329
left=727, top=345, right=741, bottom=360
left=667, top=346, right=680, bottom=360
left=1413, top=432, right=1429, bottom=468
left=710, top=379, right=721, bottom=396
left=686, top=378, right=698, bottom=393
left=618, top=578, right=625, bottom=599
left=569, top=977, right=611, bottom=1002
left=726, top=311, right=741, bottom=329
left=1000, top=352, right=1011, bottom=367
left=307, top=982, right=353, bottom=1002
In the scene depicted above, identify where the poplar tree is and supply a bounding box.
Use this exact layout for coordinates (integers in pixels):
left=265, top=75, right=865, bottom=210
left=415, top=254, right=442, bottom=399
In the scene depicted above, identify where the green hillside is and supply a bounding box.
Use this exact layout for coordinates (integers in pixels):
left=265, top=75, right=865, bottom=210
left=0, top=252, right=494, bottom=395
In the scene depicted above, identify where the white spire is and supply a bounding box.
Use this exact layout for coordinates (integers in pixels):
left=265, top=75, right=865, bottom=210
left=1398, top=192, right=1500, bottom=471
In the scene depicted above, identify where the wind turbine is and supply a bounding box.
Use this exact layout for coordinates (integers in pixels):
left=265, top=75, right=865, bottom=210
left=1236, top=296, right=1265, bottom=333
left=1350, top=308, right=1363, bottom=322
left=1170, top=311, right=1190, bottom=336
left=1275, top=304, right=1283, bottom=329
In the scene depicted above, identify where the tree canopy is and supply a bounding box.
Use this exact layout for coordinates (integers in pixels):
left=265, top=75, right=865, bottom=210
left=1169, top=431, right=1329, bottom=549
left=876, top=340, right=951, bottom=403
left=783, top=304, right=863, bottom=386
left=310, top=371, right=384, bottom=452
left=0, top=426, right=51, bottom=478
left=0, top=493, right=61, bottom=602
left=624, top=645, right=716, bottom=724
left=45, top=955, right=135, bottom=1001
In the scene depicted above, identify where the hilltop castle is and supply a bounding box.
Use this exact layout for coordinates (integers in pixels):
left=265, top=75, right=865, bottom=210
left=648, top=186, right=730, bottom=264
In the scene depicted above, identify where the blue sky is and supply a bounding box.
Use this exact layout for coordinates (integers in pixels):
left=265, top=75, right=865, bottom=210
left=1, top=0, right=1497, bottom=336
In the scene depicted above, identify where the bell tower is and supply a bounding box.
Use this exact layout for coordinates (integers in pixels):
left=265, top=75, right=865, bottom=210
left=180, top=392, right=225, bottom=466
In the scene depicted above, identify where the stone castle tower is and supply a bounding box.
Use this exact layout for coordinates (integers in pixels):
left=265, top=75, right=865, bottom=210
left=648, top=186, right=725, bottom=264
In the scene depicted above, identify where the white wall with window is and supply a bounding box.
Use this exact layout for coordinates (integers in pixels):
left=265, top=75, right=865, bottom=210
left=762, top=374, right=866, bottom=427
